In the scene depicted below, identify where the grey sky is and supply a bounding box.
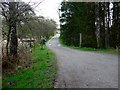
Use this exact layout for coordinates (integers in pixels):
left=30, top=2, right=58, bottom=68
left=24, top=0, right=63, bottom=27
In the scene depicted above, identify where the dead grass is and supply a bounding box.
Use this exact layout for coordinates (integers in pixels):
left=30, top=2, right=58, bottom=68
left=2, top=44, right=33, bottom=76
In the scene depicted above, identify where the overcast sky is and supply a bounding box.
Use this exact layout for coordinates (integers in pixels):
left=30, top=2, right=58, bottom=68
left=24, top=0, right=63, bottom=27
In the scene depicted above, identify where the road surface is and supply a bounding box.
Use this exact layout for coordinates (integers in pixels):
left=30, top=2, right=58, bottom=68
left=46, top=34, right=118, bottom=88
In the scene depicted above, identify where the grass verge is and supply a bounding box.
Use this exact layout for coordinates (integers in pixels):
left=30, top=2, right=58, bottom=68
left=72, top=47, right=119, bottom=55
left=2, top=45, right=57, bottom=88
left=59, top=38, right=119, bottom=55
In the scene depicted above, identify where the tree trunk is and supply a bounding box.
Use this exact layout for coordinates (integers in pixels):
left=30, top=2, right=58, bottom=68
left=6, top=24, right=11, bottom=61
left=9, top=2, right=18, bottom=58
left=105, top=2, right=110, bottom=48
left=100, top=2, right=106, bottom=48
left=95, top=2, right=101, bottom=48
left=9, top=21, right=18, bottom=56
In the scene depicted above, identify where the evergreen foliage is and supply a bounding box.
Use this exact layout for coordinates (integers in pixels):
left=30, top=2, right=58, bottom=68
left=60, top=2, right=120, bottom=49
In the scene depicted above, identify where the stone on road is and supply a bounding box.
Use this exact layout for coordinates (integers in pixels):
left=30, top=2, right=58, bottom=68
left=46, top=34, right=118, bottom=88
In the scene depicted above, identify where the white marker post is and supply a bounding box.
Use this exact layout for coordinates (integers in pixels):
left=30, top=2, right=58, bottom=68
left=80, top=33, right=82, bottom=48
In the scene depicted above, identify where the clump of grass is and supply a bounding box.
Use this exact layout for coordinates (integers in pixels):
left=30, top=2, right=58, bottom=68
left=2, top=45, right=57, bottom=88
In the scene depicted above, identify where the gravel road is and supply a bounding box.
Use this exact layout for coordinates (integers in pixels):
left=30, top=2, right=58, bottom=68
left=46, top=34, right=118, bottom=88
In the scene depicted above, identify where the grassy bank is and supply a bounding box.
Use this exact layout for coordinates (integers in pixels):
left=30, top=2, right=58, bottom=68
left=2, top=45, right=57, bottom=88
left=72, top=47, right=119, bottom=54
left=59, top=38, right=119, bottom=55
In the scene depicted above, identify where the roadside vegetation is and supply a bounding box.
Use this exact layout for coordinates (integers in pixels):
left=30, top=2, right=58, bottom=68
left=59, top=38, right=119, bottom=55
left=2, top=45, right=57, bottom=88
left=72, top=47, right=119, bottom=55
left=1, top=1, right=57, bottom=88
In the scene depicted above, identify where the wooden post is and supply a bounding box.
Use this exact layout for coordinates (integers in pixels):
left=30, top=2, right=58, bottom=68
left=80, top=33, right=82, bottom=47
